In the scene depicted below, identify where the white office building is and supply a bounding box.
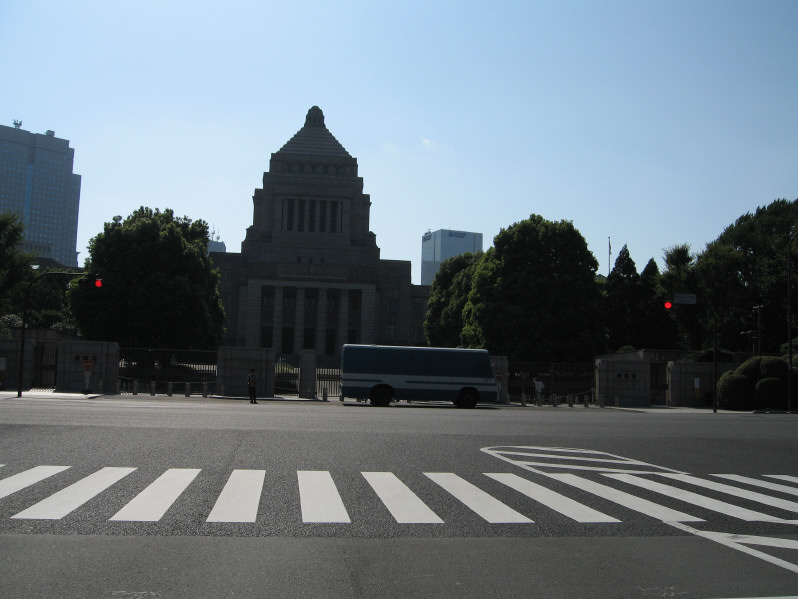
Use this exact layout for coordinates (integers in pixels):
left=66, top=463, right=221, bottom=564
left=421, top=229, right=483, bottom=285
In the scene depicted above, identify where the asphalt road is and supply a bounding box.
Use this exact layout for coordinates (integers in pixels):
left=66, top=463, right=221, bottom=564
left=1, top=393, right=797, bottom=598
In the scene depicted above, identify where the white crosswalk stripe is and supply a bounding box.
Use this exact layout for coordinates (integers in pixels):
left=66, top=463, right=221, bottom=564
left=2, top=463, right=798, bottom=528
left=766, top=474, right=798, bottom=485
left=604, top=473, right=783, bottom=522
left=110, top=468, right=201, bottom=522
left=543, top=472, right=704, bottom=522
left=297, top=470, right=351, bottom=523
left=362, top=472, right=444, bottom=524
left=425, top=472, right=532, bottom=523
left=11, top=467, right=136, bottom=520
left=713, top=474, right=798, bottom=496
left=207, top=470, right=266, bottom=523
left=0, top=465, right=70, bottom=500
left=485, top=472, right=620, bottom=523
left=658, top=473, right=798, bottom=513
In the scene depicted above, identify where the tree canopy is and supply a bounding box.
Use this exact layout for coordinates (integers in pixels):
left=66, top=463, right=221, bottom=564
left=0, top=213, right=31, bottom=312
left=68, top=207, right=225, bottom=349
left=695, top=198, right=798, bottom=353
left=460, top=215, right=604, bottom=362
left=424, top=252, right=481, bottom=347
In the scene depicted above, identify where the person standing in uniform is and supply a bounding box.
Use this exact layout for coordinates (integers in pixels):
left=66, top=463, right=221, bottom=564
left=533, top=376, right=545, bottom=404
left=248, top=368, right=257, bottom=404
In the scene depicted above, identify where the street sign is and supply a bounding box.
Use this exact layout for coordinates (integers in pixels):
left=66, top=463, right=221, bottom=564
left=674, top=293, right=697, bottom=305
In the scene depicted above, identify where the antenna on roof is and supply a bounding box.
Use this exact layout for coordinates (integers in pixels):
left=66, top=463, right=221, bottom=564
left=13, top=120, right=22, bottom=129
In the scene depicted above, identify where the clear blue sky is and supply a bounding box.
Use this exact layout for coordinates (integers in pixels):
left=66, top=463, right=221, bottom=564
left=2, top=0, right=796, bottom=283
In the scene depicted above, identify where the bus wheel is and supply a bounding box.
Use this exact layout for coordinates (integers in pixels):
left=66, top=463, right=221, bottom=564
left=457, top=388, right=479, bottom=409
left=370, top=386, right=392, bottom=407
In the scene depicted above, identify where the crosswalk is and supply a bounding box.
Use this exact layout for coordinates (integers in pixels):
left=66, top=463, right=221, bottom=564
left=2, top=462, right=798, bottom=527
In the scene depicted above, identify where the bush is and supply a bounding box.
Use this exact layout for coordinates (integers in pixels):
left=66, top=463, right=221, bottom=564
left=754, top=377, right=787, bottom=410
left=760, top=356, right=788, bottom=380
left=717, top=371, right=755, bottom=410
left=684, top=348, right=735, bottom=363
left=736, top=356, right=763, bottom=379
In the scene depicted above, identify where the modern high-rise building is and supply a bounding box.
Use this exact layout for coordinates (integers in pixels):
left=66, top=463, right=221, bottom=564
left=421, top=229, right=483, bottom=285
left=0, top=123, right=81, bottom=267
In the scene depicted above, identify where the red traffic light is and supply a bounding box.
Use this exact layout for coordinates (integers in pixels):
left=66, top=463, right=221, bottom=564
left=664, top=300, right=673, bottom=310
left=79, top=274, right=103, bottom=289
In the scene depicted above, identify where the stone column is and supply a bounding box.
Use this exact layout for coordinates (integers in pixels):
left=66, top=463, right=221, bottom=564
left=273, top=286, right=283, bottom=353
left=244, top=282, right=260, bottom=347
left=315, top=287, right=327, bottom=355
left=336, top=288, right=349, bottom=352
left=361, top=286, right=376, bottom=344
left=294, top=287, right=305, bottom=354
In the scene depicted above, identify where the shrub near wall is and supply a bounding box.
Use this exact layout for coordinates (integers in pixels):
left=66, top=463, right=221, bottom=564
left=717, top=371, right=755, bottom=411
left=717, top=356, right=790, bottom=411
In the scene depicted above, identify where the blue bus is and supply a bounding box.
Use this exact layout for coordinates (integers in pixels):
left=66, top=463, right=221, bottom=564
left=340, top=344, right=497, bottom=407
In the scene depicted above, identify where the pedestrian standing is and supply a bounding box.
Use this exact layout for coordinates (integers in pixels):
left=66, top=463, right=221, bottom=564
left=533, top=377, right=545, bottom=404
left=248, top=368, right=257, bottom=404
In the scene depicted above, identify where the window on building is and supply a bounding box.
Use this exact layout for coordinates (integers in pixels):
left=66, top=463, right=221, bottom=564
left=308, top=200, right=316, bottom=232
left=297, top=199, right=305, bottom=232
left=284, top=199, right=295, bottom=231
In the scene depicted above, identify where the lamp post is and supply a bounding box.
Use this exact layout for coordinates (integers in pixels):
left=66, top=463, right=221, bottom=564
left=788, top=229, right=797, bottom=413
left=752, top=305, right=763, bottom=356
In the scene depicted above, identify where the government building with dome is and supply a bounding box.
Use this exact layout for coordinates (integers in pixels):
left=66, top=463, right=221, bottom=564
left=211, top=107, right=429, bottom=358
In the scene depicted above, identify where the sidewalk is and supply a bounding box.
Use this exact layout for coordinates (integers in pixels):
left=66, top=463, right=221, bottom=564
left=0, top=390, right=325, bottom=403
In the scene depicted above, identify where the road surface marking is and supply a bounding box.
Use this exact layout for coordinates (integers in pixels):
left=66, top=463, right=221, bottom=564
left=668, top=521, right=798, bottom=576
left=544, top=473, right=704, bottom=522
left=659, top=473, right=798, bottom=513
left=481, top=445, right=685, bottom=474
left=764, top=474, right=798, bottom=485
left=297, top=470, right=351, bottom=523
left=485, top=472, right=621, bottom=523
left=605, top=473, right=783, bottom=522
left=712, top=474, right=798, bottom=496
left=110, top=468, right=201, bottom=521
left=0, top=465, right=71, bottom=500
left=11, top=467, right=136, bottom=520
left=424, top=472, right=532, bottom=523
left=207, top=470, right=266, bottom=523
left=362, top=472, right=444, bottom=524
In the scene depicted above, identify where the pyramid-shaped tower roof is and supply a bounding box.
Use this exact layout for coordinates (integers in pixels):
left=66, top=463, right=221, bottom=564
left=277, top=106, right=352, bottom=158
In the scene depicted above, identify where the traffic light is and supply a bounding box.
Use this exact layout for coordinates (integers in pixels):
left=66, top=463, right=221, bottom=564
left=79, top=274, right=103, bottom=289
left=664, top=300, right=673, bottom=310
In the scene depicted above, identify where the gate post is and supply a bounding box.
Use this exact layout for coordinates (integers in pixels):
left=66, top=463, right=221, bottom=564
left=298, top=350, right=317, bottom=399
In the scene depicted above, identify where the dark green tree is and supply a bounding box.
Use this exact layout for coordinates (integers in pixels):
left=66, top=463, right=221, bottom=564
left=0, top=212, right=32, bottom=317
left=660, top=244, right=702, bottom=350
left=424, top=252, right=481, bottom=347
left=637, top=258, right=678, bottom=349
left=604, top=245, right=642, bottom=351
left=695, top=198, right=798, bottom=354
left=68, top=207, right=225, bottom=349
left=460, top=215, right=604, bottom=361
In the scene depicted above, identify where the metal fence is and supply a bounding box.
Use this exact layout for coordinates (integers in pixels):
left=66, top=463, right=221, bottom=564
left=507, top=362, right=594, bottom=404
left=118, top=348, right=217, bottom=395
left=275, top=354, right=299, bottom=395
left=316, top=355, right=341, bottom=399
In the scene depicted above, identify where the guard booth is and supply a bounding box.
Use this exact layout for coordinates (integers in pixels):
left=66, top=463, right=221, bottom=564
left=55, top=341, right=119, bottom=394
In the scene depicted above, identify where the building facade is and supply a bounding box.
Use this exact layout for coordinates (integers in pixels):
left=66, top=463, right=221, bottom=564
left=212, top=107, right=428, bottom=357
left=421, top=229, right=483, bottom=285
left=0, top=124, right=81, bottom=266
